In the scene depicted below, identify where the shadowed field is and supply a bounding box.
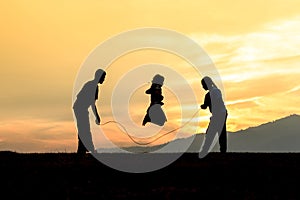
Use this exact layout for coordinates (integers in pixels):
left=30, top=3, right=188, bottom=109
left=0, top=152, right=299, bottom=199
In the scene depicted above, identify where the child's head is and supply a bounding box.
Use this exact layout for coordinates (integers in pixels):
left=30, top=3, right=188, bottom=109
left=152, top=74, right=164, bottom=86
left=201, top=76, right=216, bottom=90
left=94, top=69, right=106, bottom=84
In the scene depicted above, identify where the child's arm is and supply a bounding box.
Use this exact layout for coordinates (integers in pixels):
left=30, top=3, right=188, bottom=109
left=201, top=92, right=210, bottom=109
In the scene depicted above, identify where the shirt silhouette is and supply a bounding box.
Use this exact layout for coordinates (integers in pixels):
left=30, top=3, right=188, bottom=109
left=73, top=69, right=106, bottom=154
left=199, top=76, right=228, bottom=158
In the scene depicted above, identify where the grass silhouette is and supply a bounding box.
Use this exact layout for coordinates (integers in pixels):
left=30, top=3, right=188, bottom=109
left=0, top=152, right=299, bottom=199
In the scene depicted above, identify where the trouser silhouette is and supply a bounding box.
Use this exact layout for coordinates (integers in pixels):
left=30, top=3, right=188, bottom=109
left=199, top=112, right=227, bottom=157
left=219, top=116, right=227, bottom=153
left=73, top=108, right=95, bottom=154
left=142, top=103, right=167, bottom=126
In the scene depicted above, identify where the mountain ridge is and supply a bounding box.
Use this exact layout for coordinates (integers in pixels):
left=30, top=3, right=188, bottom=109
left=97, top=114, right=300, bottom=153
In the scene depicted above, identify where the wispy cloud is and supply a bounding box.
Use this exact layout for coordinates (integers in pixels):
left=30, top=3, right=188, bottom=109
left=190, top=16, right=300, bottom=80
left=0, top=119, right=76, bottom=152
left=188, top=16, right=300, bottom=130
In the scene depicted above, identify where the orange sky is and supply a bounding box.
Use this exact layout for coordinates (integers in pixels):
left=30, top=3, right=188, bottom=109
left=1, top=0, right=300, bottom=152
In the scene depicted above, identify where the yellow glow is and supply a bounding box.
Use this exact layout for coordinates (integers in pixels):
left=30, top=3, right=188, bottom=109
left=1, top=1, right=300, bottom=152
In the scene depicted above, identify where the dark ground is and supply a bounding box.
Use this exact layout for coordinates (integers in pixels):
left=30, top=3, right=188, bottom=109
left=0, top=152, right=299, bottom=200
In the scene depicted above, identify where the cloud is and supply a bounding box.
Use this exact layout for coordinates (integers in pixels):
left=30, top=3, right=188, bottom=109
left=188, top=16, right=300, bottom=131
left=0, top=119, right=77, bottom=152
left=191, top=16, right=300, bottom=61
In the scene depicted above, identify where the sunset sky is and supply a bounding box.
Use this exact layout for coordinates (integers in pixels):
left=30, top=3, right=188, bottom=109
left=1, top=0, right=300, bottom=152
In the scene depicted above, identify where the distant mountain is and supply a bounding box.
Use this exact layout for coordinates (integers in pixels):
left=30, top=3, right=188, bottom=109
left=227, top=114, right=300, bottom=152
left=97, top=114, right=300, bottom=153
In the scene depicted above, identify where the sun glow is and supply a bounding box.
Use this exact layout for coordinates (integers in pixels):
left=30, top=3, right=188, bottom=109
left=1, top=1, right=300, bottom=152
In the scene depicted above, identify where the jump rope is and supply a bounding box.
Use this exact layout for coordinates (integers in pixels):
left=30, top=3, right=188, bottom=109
left=99, top=108, right=202, bottom=146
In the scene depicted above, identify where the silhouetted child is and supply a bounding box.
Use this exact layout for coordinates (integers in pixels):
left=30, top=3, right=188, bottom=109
left=73, top=69, right=106, bottom=155
left=199, top=76, right=228, bottom=158
left=142, top=74, right=167, bottom=126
